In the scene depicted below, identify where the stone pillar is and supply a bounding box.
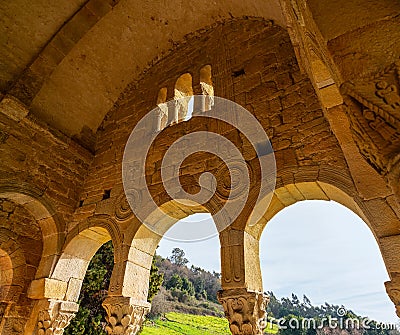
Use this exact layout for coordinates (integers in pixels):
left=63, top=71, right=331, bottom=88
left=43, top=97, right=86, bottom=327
left=192, top=94, right=205, bottom=115
left=35, top=299, right=78, bottom=335
left=102, top=297, right=150, bottom=335
left=217, top=288, right=269, bottom=335
left=154, top=104, right=168, bottom=132
left=167, top=100, right=179, bottom=125
left=385, top=279, right=400, bottom=317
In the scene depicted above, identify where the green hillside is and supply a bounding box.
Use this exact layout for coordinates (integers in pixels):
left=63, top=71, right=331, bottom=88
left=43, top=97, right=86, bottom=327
left=141, top=312, right=279, bottom=335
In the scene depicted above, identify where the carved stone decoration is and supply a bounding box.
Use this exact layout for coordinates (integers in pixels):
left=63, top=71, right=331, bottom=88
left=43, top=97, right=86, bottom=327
left=385, top=279, right=400, bottom=317
left=102, top=297, right=150, bottom=335
left=215, top=161, right=253, bottom=201
left=341, top=60, right=400, bottom=186
left=217, top=288, right=269, bottom=335
left=36, top=300, right=78, bottom=335
left=114, top=192, right=135, bottom=221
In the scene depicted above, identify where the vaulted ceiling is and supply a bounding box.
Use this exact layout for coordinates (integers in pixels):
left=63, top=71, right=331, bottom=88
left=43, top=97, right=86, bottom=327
left=1, top=0, right=399, bottom=150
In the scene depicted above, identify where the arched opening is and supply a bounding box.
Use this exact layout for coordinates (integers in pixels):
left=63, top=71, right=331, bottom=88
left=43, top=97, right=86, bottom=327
left=259, top=200, right=396, bottom=323
left=53, top=221, right=118, bottom=334
left=174, top=73, right=193, bottom=122
left=64, top=240, right=114, bottom=334
left=199, top=65, right=214, bottom=112
left=142, top=212, right=225, bottom=332
left=51, top=226, right=112, bottom=284
left=0, top=197, right=42, bottom=334
left=0, top=249, right=13, bottom=301
left=0, top=186, right=62, bottom=279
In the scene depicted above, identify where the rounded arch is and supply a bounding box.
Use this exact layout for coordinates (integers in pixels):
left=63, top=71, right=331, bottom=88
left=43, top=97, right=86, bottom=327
left=258, top=199, right=394, bottom=320
left=243, top=173, right=400, bottom=293
left=0, top=229, right=26, bottom=303
left=0, top=250, right=13, bottom=300
left=0, top=182, right=63, bottom=279
left=49, top=215, right=121, bottom=302
left=108, top=200, right=218, bottom=302
left=175, top=73, right=193, bottom=97
left=245, top=164, right=396, bottom=239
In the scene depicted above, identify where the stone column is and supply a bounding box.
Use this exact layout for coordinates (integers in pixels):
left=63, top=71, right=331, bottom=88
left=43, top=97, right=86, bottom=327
left=154, top=104, right=168, bottom=132
left=217, top=288, right=269, bottom=335
left=102, top=297, right=150, bottom=335
left=35, top=299, right=78, bottom=335
left=167, top=100, right=179, bottom=125
left=385, top=279, right=400, bottom=317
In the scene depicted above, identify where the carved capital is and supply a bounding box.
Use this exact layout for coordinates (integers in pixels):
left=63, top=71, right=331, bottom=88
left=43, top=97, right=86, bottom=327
left=217, top=288, right=269, bottom=335
left=341, top=60, right=400, bottom=178
left=36, top=300, right=78, bottom=335
left=385, top=279, right=400, bottom=317
left=102, top=297, right=150, bottom=335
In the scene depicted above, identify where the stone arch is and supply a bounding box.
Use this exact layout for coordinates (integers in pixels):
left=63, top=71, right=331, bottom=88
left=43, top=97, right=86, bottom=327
left=305, top=46, right=343, bottom=109
left=102, top=202, right=221, bottom=334
left=0, top=229, right=26, bottom=304
left=108, top=200, right=214, bottom=302
left=0, top=182, right=64, bottom=279
left=24, top=216, right=121, bottom=335
left=174, top=73, right=194, bottom=122
left=241, top=175, right=399, bottom=301
left=0, top=250, right=13, bottom=301
left=50, top=215, right=121, bottom=298
left=0, top=226, right=37, bottom=335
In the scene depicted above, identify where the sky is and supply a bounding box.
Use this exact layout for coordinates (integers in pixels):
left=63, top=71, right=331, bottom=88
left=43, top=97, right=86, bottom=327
left=157, top=200, right=400, bottom=324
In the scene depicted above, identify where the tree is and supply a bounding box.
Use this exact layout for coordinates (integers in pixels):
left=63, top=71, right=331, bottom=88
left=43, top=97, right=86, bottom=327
left=65, top=241, right=114, bottom=335
left=147, top=255, right=164, bottom=302
left=169, top=248, right=189, bottom=266
left=65, top=242, right=163, bottom=335
left=181, top=276, right=195, bottom=296
left=166, top=274, right=183, bottom=290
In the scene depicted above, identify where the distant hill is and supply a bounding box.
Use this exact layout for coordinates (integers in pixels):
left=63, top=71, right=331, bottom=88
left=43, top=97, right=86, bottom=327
left=65, top=243, right=400, bottom=335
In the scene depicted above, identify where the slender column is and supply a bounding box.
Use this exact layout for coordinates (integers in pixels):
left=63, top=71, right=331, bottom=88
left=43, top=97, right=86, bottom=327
left=217, top=288, right=269, bottom=335
left=35, top=299, right=78, bottom=335
left=201, top=82, right=214, bottom=111
left=385, top=278, right=400, bottom=317
left=154, top=104, right=168, bottom=132
left=167, top=100, right=179, bottom=125
left=102, top=297, right=150, bottom=335
left=193, top=95, right=205, bottom=115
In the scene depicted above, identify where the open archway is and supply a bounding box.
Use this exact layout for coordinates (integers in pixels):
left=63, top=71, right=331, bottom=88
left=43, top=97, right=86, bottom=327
left=259, top=200, right=396, bottom=322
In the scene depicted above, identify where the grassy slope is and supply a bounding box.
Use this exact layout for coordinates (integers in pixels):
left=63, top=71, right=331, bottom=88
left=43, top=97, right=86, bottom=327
left=141, top=312, right=279, bottom=335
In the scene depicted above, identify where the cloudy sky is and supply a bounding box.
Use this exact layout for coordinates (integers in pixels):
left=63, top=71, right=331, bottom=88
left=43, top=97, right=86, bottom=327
left=157, top=200, right=399, bottom=324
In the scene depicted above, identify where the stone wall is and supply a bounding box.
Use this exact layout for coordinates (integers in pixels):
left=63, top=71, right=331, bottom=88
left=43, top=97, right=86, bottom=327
left=0, top=199, right=42, bottom=334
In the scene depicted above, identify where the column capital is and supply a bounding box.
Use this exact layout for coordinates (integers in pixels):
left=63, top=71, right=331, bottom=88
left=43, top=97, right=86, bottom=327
left=102, top=296, right=150, bottom=335
left=36, top=299, right=78, bottom=335
left=217, top=288, right=269, bottom=335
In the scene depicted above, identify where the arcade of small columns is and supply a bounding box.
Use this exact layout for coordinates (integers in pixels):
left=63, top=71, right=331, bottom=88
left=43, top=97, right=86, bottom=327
left=1, top=2, right=400, bottom=335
